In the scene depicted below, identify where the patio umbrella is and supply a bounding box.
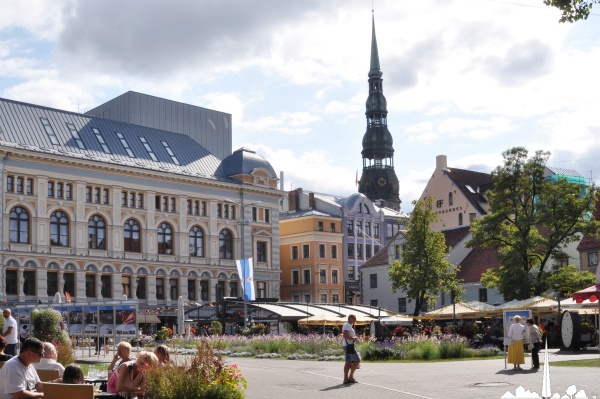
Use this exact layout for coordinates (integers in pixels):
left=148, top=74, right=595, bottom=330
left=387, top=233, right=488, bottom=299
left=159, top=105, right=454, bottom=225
left=177, top=296, right=185, bottom=335
left=498, top=296, right=558, bottom=316
left=379, top=315, right=414, bottom=326
left=572, top=284, right=600, bottom=303
left=423, top=303, right=493, bottom=320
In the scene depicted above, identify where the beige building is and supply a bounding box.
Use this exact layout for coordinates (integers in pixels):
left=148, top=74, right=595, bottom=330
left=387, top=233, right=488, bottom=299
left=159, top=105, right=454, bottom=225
left=0, top=95, right=283, bottom=312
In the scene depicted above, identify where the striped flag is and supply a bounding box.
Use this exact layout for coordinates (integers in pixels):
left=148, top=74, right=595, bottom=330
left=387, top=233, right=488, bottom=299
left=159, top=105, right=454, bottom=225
left=355, top=170, right=359, bottom=186
left=236, top=258, right=256, bottom=301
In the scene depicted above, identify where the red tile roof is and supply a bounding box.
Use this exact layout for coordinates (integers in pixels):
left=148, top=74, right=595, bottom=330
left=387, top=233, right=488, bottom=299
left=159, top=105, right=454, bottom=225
left=457, top=247, right=501, bottom=283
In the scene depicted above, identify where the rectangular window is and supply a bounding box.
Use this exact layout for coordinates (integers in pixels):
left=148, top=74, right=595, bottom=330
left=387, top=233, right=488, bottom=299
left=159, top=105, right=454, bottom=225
left=303, top=269, right=311, bottom=285
left=318, top=221, right=324, bottom=231
left=201, top=201, right=207, bottom=216
left=217, top=204, right=222, bottom=218
left=395, top=245, right=401, bottom=259
left=48, top=181, right=54, bottom=197
left=291, top=246, right=299, bottom=260
left=229, top=281, right=238, bottom=297
left=332, top=270, right=338, bottom=284
left=347, top=243, right=354, bottom=258
left=330, top=223, right=336, bottom=233
left=320, top=294, right=327, bottom=303
left=365, top=222, right=371, bottom=236
left=366, top=245, right=372, bottom=258
left=319, top=269, right=326, bottom=284
left=156, top=278, right=164, bottom=300
left=319, top=244, right=326, bottom=258
left=122, top=276, right=131, bottom=298
left=200, top=280, right=209, bottom=301
left=122, top=192, right=127, bottom=206
left=117, top=132, right=135, bottom=157
left=139, top=137, right=158, bottom=161
left=56, top=182, right=63, bottom=198
left=293, top=294, right=300, bottom=303
left=302, top=244, right=310, bottom=259
left=6, top=270, right=17, bottom=295
left=46, top=272, right=58, bottom=297
left=257, top=241, right=267, bottom=262
left=265, top=209, right=270, bottom=223
left=101, top=275, right=112, bottom=298
left=23, top=271, right=35, bottom=295
left=373, top=223, right=379, bottom=237
left=92, top=127, right=111, bottom=153
left=332, top=294, right=339, bottom=304
left=223, top=204, right=229, bottom=219
left=347, top=220, right=354, bottom=235
left=16, top=177, right=23, bottom=193
left=398, top=298, right=407, bottom=313
left=370, top=273, right=377, bottom=289
left=357, top=243, right=363, bottom=258
left=187, top=280, right=196, bottom=301
left=161, top=141, right=180, bottom=165
left=187, top=200, right=192, bottom=214
left=331, top=245, right=338, bottom=259
left=103, top=189, right=110, bottom=204
left=65, top=184, right=72, bottom=200
left=26, top=178, right=33, bottom=195
left=63, top=273, right=75, bottom=297
left=94, top=187, right=100, bottom=203
left=387, top=224, right=393, bottom=238
left=40, top=117, right=60, bottom=145
left=292, top=270, right=299, bottom=285
left=469, top=213, right=477, bottom=223
left=588, top=252, right=599, bottom=266
left=7, top=176, right=14, bottom=192
left=86, top=274, right=96, bottom=298
left=170, top=279, right=178, bottom=301
left=130, top=192, right=136, bottom=208
left=356, top=221, right=363, bottom=235
left=257, top=281, right=266, bottom=299
left=137, top=193, right=143, bottom=208
left=66, top=122, right=86, bottom=149
left=370, top=299, right=379, bottom=307
left=479, top=288, right=488, bottom=303
left=169, top=197, right=175, bottom=212
left=252, top=207, right=257, bottom=222
left=304, top=294, right=311, bottom=303
left=348, top=266, right=355, bottom=280
left=193, top=200, right=199, bottom=215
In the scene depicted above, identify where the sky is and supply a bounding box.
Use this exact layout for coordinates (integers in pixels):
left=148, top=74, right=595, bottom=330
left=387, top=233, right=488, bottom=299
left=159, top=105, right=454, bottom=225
left=1, top=0, right=599, bottom=212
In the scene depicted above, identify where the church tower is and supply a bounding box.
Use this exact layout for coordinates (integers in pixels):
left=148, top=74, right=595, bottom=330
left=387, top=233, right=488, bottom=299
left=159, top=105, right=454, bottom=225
left=358, top=13, right=401, bottom=211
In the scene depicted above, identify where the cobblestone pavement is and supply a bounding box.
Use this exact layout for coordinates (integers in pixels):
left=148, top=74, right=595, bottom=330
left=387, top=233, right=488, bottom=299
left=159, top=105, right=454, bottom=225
left=78, top=348, right=600, bottom=399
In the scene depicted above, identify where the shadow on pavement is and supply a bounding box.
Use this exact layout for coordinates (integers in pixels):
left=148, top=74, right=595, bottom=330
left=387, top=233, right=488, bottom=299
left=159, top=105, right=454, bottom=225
left=320, top=383, right=355, bottom=392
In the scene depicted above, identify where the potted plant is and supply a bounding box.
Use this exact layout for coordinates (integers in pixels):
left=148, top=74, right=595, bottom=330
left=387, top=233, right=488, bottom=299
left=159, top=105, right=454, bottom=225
left=580, top=319, right=597, bottom=342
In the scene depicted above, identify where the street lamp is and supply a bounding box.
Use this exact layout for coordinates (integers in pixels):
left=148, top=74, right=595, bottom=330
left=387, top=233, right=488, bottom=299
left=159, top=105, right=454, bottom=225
left=224, top=198, right=261, bottom=329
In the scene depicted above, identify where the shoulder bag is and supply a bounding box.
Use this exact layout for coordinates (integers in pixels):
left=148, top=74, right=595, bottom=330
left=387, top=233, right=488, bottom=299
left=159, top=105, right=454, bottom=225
left=345, top=338, right=356, bottom=354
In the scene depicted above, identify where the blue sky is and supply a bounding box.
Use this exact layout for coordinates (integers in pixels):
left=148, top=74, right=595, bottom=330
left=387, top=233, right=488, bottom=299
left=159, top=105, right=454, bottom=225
left=1, top=0, right=599, bottom=211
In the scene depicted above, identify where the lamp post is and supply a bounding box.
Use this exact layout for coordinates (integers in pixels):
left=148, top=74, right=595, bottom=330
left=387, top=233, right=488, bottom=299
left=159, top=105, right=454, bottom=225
left=224, top=198, right=261, bottom=330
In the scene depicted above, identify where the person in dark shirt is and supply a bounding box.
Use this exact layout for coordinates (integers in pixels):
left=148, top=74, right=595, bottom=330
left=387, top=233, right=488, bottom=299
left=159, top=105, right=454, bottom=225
left=0, top=336, right=13, bottom=361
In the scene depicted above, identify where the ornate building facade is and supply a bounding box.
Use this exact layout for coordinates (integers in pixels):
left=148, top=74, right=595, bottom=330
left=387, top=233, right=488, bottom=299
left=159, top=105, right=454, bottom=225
left=0, top=95, right=283, bottom=310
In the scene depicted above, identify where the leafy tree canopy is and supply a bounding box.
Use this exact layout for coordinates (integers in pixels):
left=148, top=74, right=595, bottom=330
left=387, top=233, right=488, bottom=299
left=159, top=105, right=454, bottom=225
left=467, top=147, right=600, bottom=300
left=388, top=198, right=463, bottom=316
left=544, top=264, right=596, bottom=295
left=544, top=0, right=598, bottom=22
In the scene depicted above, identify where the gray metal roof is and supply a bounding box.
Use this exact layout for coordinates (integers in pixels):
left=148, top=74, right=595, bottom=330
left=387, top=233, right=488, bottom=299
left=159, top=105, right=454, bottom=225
left=545, top=166, right=584, bottom=178
left=0, top=97, right=230, bottom=181
left=279, top=209, right=335, bottom=220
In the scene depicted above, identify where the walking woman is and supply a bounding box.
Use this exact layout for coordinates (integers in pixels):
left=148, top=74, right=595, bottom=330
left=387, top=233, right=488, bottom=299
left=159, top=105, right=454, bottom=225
left=507, top=315, right=525, bottom=370
left=526, top=318, right=543, bottom=370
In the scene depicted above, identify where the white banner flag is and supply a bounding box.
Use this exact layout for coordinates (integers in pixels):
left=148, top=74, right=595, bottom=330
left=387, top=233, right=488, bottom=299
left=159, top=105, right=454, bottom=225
left=236, top=258, right=255, bottom=301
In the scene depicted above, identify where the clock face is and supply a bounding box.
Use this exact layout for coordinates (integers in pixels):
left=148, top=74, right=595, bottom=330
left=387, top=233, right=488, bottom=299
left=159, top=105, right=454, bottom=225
left=377, top=177, right=387, bottom=187
left=561, top=311, right=573, bottom=349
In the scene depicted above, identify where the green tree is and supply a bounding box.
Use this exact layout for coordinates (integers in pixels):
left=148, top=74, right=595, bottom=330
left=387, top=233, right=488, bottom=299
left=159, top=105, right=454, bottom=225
left=544, top=0, right=598, bottom=23
left=388, top=198, right=463, bottom=316
left=544, top=264, right=596, bottom=295
left=467, top=147, right=599, bottom=300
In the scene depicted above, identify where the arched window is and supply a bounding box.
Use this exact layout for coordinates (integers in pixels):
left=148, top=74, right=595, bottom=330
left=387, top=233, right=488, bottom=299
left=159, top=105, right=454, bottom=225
left=458, top=213, right=463, bottom=226
left=124, top=219, right=141, bottom=252
left=157, top=222, right=173, bottom=255
left=449, top=192, right=454, bottom=206
left=50, top=210, right=69, bottom=246
left=9, top=206, right=29, bottom=243
left=189, top=226, right=204, bottom=257
left=88, top=215, right=106, bottom=249
left=219, top=229, right=233, bottom=259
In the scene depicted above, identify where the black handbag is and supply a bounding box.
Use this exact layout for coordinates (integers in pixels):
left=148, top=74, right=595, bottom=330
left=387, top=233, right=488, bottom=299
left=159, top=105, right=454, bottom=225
left=345, top=339, right=356, bottom=353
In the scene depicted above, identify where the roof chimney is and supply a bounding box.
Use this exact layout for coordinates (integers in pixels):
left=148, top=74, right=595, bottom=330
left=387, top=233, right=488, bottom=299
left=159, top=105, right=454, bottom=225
left=436, top=155, right=447, bottom=170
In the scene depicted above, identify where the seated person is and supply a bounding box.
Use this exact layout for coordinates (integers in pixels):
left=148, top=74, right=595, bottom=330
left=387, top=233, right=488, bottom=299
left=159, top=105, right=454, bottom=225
left=0, top=336, right=13, bottom=361
left=62, top=364, right=85, bottom=384
left=115, top=351, right=158, bottom=398
left=0, top=337, right=47, bottom=398
left=154, top=345, right=170, bottom=366
left=33, top=342, right=65, bottom=377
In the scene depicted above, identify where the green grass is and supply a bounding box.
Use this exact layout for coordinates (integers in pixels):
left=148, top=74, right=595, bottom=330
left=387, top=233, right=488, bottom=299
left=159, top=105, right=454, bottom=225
left=550, top=358, right=600, bottom=367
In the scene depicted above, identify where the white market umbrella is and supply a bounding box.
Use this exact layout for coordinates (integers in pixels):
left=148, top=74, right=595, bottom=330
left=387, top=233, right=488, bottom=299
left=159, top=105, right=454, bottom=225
left=379, top=315, right=414, bottom=326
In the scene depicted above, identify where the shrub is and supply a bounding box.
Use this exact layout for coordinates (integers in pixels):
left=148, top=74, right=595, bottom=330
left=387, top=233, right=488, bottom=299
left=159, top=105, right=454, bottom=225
left=55, top=340, right=76, bottom=367
left=144, top=340, right=246, bottom=399
left=211, top=321, right=223, bottom=335
left=30, top=308, right=69, bottom=345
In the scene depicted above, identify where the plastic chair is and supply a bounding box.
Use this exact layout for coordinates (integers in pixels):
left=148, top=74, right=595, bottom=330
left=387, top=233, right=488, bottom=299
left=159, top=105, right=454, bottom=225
left=43, top=382, right=94, bottom=399
left=36, top=368, right=61, bottom=382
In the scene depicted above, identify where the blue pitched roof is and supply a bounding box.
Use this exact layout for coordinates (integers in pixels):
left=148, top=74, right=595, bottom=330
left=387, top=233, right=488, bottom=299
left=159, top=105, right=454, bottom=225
left=0, top=97, right=230, bottom=181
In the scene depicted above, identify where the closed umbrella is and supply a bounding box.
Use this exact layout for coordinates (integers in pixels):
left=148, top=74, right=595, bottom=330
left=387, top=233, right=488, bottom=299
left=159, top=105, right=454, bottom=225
left=177, top=296, right=185, bottom=335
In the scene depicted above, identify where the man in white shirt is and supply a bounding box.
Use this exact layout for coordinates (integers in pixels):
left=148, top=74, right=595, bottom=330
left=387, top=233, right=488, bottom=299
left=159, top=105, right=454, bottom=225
left=1, top=309, right=18, bottom=356
left=0, top=337, right=45, bottom=399
left=342, top=314, right=361, bottom=384
left=33, top=342, right=65, bottom=377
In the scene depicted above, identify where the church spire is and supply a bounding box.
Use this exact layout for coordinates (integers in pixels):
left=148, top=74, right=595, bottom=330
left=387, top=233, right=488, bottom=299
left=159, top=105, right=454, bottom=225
left=358, top=11, right=401, bottom=211
left=369, top=12, right=382, bottom=79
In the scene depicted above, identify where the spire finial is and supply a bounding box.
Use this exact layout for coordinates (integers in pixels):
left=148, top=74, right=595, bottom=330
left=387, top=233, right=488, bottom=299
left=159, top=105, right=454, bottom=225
left=369, top=9, right=382, bottom=78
